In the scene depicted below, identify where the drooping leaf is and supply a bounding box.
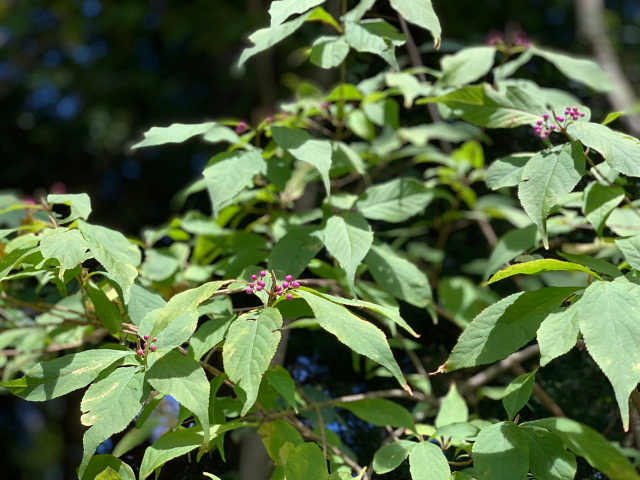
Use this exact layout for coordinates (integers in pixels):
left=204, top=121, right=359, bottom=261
left=132, top=122, right=239, bottom=148
left=583, top=182, right=624, bottom=236
left=372, top=440, right=416, bottom=474
left=615, top=235, right=640, bottom=270
left=87, top=281, right=124, bottom=335
left=502, top=370, right=536, bottom=421
left=344, top=20, right=401, bottom=70
left=365, top=243, right=431, bottom=308
left=310, top=36, right=350, bottom=68
left=518, top=142, right=585, bottom=247
left=356, top=177, right=436, bottom=222
left=223, top=308, right=283, bottom=415
left=386, top=72, right=433, bottom=109
left=474, top=422, right=529, bottom=480
left=488, top=258, right=599, bottom=284
left=295, top=289, right=409, bottom=392
left=537, top=307, right=580, bottom=366
left=39, top=227, right=89, bottom=277
left=521, top=426, right=577, bottom=480
left=47, top=193, right=92, bottom=222
left=0, top=349, right=133, bottom=401
left=323, top=212, right=373, bottom=291
left=442, top=287, right=581, bottom=371
left=339, top=398, right=415, bottom=430
left=525, top=418, right=640, bottom=480
left=408, top=441, right=451, bottom=480
left=269, top=0, right=324, bottom=25
left=485, top=154, right=531, bottom=189
left=577, top=278, right=640, bottom=430
left=285, top=442, right=328, bottom=480
left=203, top=150, right=267, bottom=216
left=146, top=351, right=211, bottom=442
left=389, top=0, right=440, bottom=48
left=439, top=46, right=495, bottom=87
left=268, top=226, right=324, bottom=279
left=435, top=383, right=468, bottom=428
left=532, top=46, right=613, bottom=92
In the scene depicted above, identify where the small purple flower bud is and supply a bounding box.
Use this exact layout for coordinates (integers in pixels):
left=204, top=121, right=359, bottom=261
left=144, top=335, right=150, bottom=341
left=282, top=282, right=290, bottom=289
left=275, top=285, right=283, bottom=291
left=260, top=270, right=267, bottom=277
left=256, top=285, right=264, bottom=291
left=251, top=274, right=258, bottom=281
left=572, top=114, right=579, bottom=120
left=572, top=107, right=579, bottom=112
left=549, top=125, right=556, bottom=130
left=292, top=281, right=300, bottom=288
left=137, top=349, right=144, bottom=356
left=286, top=293, right=294, bottom=300
left=246, top=288, right=254, bottom=295
left=278, top=291, right=285, bottom=296
left=150, top=345, right=157, bottom=352
left=579, top=112, right=585, bottom=117
left=153, top=337, right=157, bottom=343
left=556, top=116, right=565, bottom=122
left=143, top=343, right=148, bottom=349
left=536, top=120, right=543, bottom=126
left=249, top=283, right=255, bottom=289
left=285, top=275, right=293, bottom=282
left=257, top=280, right=266, bottom=287
left=543, top=113, right=549, bottom=120
left=235, top=121, right=248, bottom=134
left=541, top=134, right=548, bottom=140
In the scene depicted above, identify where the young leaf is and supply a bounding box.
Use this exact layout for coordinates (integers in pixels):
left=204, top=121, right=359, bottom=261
left=558, top=252, right=621, bottom=278
left=521, top=427, right=577, bottom=480
left=372, top=440, right=416, bottom=474
left=0, top=349, right=133, bottom=401
left=39, top=227, right=89, bottom=277
left=537, top=307, right=580, bottom=366
left=356, top=177, right=436, bottom=222
left=323, top=212, right=373, bottom=292
left=86, top=282, right=124, bottom=335
left=223, top=307, right=283, bottom=415
left=47, top=193, right=92, bottom=222
left=524, top=418, right=640, bottom=480
left=285, top=442, right=329, bottom=480
left=487, top=258, right=599, bottom=284
left=583, top=182, right=624, bottom=236
left=146, top=351, right=211, bottom=442
left=81, top=455, right=136, bottom=480
left=577, top=278, right=640, bottom=430
left=435, top=383, right=468, bottom=428
left=439, top=46, right=495, bottom=87
left=502, top=370, right=536, bottom=421
left=388, top=0, right=441, bottom=48
left=473, top=422, right=529, bottom=480
left=517, top=142, right=585, bottom=248
left=441, top=287, right=581, bottom=372
left=408, top=441, right=451, bottom=480
left=295, top=289, right=410, bottom=392
left=268, top=226, right=324, bottom=279
left=339, top=398, right=415, bottom=430
left=259, top=420, right=304, bottom=465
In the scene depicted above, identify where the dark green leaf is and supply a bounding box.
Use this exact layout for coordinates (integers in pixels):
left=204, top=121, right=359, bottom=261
left=521, top=426, right=577, bottom=480
left=339, top=398, right=415, bottom=430
left=502, top=370, right=536, bottom=421
left=474, top=422, right=529, bottom=480
left=373, top=440, right=416, bottom=474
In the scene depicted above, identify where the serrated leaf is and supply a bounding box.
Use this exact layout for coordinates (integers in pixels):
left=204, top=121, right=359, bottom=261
left=532, top=46, right=613, bottom=92
left=583, top=182, right=624, bottom=236
left=408, top=441, right=451, bottom=480
left=521, top=426, right=577, bottom=480
left=442, top=287, right=581, bottom=371
left=268, top=226, right=323, bottom=279
left=295, top=289, right=409, bottom=392
left=419, top=84, right=542, bottom=128
left=203, top=150, right=267, bottom=216
left=126, top=284, right=166, bottom=326
left=365, top=243, right=431, bottom=308
left=502, top=370, right=536, bottom=421
left=79, top=221, right=141, bottom=303
left=439, top=46, right=495, bottom=87
left=537, top=307, right=580, bottom=366
left=488, top=258, right=599, bottom=284
left=525, top=418, right=640, bottom=480
left=474, top=422, right=529, bottom=480
left=435, top=383, right=468, bottom=428
left=0, top=349, right=133, bottom=401
left=568, top=122, right=640, bottom=177
left=389, top=0, right=440, bottom=48
left=87, top=282, right=124, bottom=335
left=577, top=278, right=640, bottom=430
left=518, top=142, right=585, bottom=247
left=356, top=177, right=436, bottom=222
left=373, top=440, right=416, bottom=474
left=39, top=227, right=89, bottom=277
left=81, top=455, right=136, bottom=480
left=79, top=367, right=148, bottom=476
left=285, top=442, right=328, bottom=480
left=615, top=235, right=640, bottom=270
left=47, top=193, right=92, bottom=222
left=310, top=35, right=350, bottom=68
left=223, top=308, right=283, bottom=415
left=189, top=315, right=234, bottom=361
left=146, top=351, right=211, bottom=442
left=269, top=0, right=324, bottom=26
left=340, top=398, right=415, bottom=430
left=271, top=126, right=332, bottom=196
left=485, top=154, right=531, bottom=189
left=323, top=212, right=373, bottom=291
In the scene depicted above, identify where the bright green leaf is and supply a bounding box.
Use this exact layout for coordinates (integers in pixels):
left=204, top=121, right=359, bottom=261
left=488, top=258, right=599, bottom=284
left=285, top=442, right=328, bottom=480
left=474, top=421, right=529, bottom=480
left=373, top=440, right=416, bottom=474
left=39, top=228, right=89, bottom=277
left=440, top=47, right=495, bottom=87
left=557, top=252, right=621, bottom=278
left=435, top=383, right=468, bottom=428
left=47, top=193, right=92, bottom=222
left=521, top=426, right=577, bottom=480
left=269, top=0, right=324, bottom=26
left=310, top=36, right=350, bottom=68
left=356, top=177, right=436, bottom=223
left=485, top=154, right=531, bottom=189
left=408, top=441, right=451, bottom=480
left=189, top=315, right=234, bottom=361
left=81, top=455, right=136, bottom=480
left=537, top=307, right=580, bottom=366
left=583, top=182, right=624, bottom=236
left=87, top=282, right=124, bottom=335
left=532, top=47, right=613, bottom=92
left=259, top=420, right=304, bottom=465
left=339, top=398, right=415, bottom=430
left=389, top=0, right=441, bottom=48
left=502, top=370, right=536, bottom=421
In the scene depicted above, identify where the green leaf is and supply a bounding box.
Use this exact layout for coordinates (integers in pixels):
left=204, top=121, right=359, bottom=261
left=372, top=440, right=416, bottom=474
left=126, top=284, right=166, bottom=326
left=583, top=182, right=624, bottom=236
left=345, top=20, right=400, bottom=70
left=525, top=417, right=640, bottom=480
left=485, top=154, right=530, bottom=189
left=39, top=227, right=89, bottom=277
left=265, top=366, right=299, bottom=411
left=408, top=441, right=451, bottom=480
left=485, top=224, right=539, bottom=278
left=435, top=383, right=468, bottom=428
left=0, top=246, right=40, bottom=281
left=236, top=11, right=313, bottom=71
left=439, top=46, right=495, bottom=87
left=87, top=282, right=124, bottom=335
left=474, top=422, right=529, bottom=480
left=521, top=427, right=577, bottom=480
left=388, top=0, right=440, bottom=48
left=269, top=0, right=324, bottom=26
left=295, top=289, right=409, bottom=392
left=502, top=370, right=536, bottom=421
left=442, top=287, right=581, bottom=371
left=269, top=226, right=324, bottom=279
left=138, top=425, right=224, bottom=480
left=259, top=420, right=304, bottom=465
left=356, top=177, right=436, bottom=222
left=132, top=122, right=233, bottom=148
left=47, top=193, right=92, bottom=222
left=419, top=84, right=542, bottom=128
left=189, top=315, right=234, bottom=361
left=323, top=212, right=373, bottom=291
left=285, top=442, right=328, bottom=480
left=203, top=150, right=267, bottom=216
left=615, top=235, right=640, bottom=270
left=344, top=0, right=375, bottom=22
left=365, top=243, right=431, bottom=308
left=146, top=351, right=211, bottom=442
left=607, top=207, right=640, bottom=237
left=488, top=258, right=599, bottom=284
left=0, top=349, right=132, bottom=401
left=271, top=126, right=332, bottom=195
left=339, top=398, right=415, bottom=430
left=386, top=72, right=432, bottom=109
left=537, top=307, right=580, bottom=366
left=577, top=278, right=640, bottom=430
left=79, top=220, right=141, bottom=303
left=568, top=122, right=640, bottom=177
left=398, top=122, right=480, bottom=146
left=531, top=46, right=613, bottom=92
left=518, top=142, right=585, bottom=247
left=223, top=307, right=283, bottom=415
left=557, top=252, right=621, bottom=278
left=310, top=36, right=350, bottom=68
left=79, top=367, right=148, bottom=476
left=139, top=249, right=180, bottom=282
left=94, top=467, right=123, bottom=480
left=81, top=455, right=136, bottom=480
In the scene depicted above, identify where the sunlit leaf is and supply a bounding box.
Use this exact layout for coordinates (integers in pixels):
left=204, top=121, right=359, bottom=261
left=487, top=258, right=599, bottom=284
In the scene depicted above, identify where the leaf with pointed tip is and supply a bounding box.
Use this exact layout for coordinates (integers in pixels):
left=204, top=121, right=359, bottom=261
left=521, top=426, right=577, bottom=480
left=373, top=440, right=416, bottom=474
left=339, top=398, right=415, bottom=430
left=223, top=308, right=283, bottom=415
left=558, top=252, right=621, bottom=278
left=583, top=182, right=624, bottom=235
left=269, top=0, right=324, bottom=25
left=502, top=370, right=536, bottom=421
left=285, top=442, right=328, bottom=480
left=439, top=46, right=495, bottom=87
left=132, top=122, right=239, bottom=148
left=532, top=47, right=613, bottom=92
left=81, top=455, right=136, bottom=480
left=485, top=224, right=539, bottom=278
left=435, top=383, right=468, bottom=428
left=189, top=315, right=235, bottom=361
left=488, top=258, right=599, bottom=284
left=409, top=441, right=451, bottom=480
left=125, top=284, right=166, bottom=326
left=295, top=289, right=409, bottom=392
left=39, top=228, right=89, bottom=277
left=474, top=422, right=529, bottom=480
left=356, top=178, right=436, bottom=223
left=389, top=0, right=440, bottom=48
left=615, top=235, right=640, bottom=270
left=485, top=154, right=531, bottom=189
left=537, top=307, right=580, bottom=366
left=87, top=282, right=124, bottom=335
left=344, top=20, right=400, bottom=70
left=310, top=36, right=350, bottom=68
left=47, top=193, right=92, bottom=222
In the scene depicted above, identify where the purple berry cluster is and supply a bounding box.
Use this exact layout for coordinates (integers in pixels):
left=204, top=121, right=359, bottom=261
left=534, top=107, right=586, bottom=139
left=235, top=121, right=248, bottom=134
left=137, top=335, right=158, bottom=356
left=487, top=29, right=531, bottom=49
left=246, top=270, right=300, bottom=301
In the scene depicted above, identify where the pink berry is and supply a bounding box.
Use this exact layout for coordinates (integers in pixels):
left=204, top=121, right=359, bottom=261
left=143, top=343, right=148, bottom=349
left=278, top=291, right=285, bottom=296
left=276, top=285, right=283, bottom=291
left=536, top=120, right=543, bottom=126
left=292, top=281, right=300, bottom=288
left=256, top=285, right=263, bottom=291
left=282, top=282, right=290, bottom=289
left=285, top=275, right=293, bottom=281
left=286, top=293, right=294, bottom=300
left=543, top=113, right=549, bottom=120
left=249, top=283, right=255, bottom=288
left=153, top=337, right=157, bottom=342
left=251, top=274, right=258, bottom=281
left=257, top=280, right=266, bottom=287
left=556, top=116, right=565, bottom=122
left=260, top=270, right=267, bottom=277
left=235, top=121, right=248, bottom=134
left=246, top=288, right=254, bottom=294
left=143, top=334, right=150, bottom=340
left=137, top=349, right=144, bottom=356
left=150, top=345, right=157, bottom=352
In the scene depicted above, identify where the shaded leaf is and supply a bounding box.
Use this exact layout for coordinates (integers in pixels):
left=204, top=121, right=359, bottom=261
left=81, top=455, right=136, bottom=480
left=373, top=440, right=416, bottom=474
left=521, top=426, right=577, bottom=480
left=356, top=178, right=436, bottom=222
left=502, top=370, right=536, bottom=421
left=583, top=182, right=624, bottom=236
left=485, top=154, right=531, bottom=189
left=269, top=226, right=324, bottom=279
left=87, top=282, right=124, bottom=335
left=474, top=422, right=529, bottom=480
left=435, top=383, right=468, bottom=428
left=440, top=46, right=495, bottom=86
left=310, top=36, right=350, bottom=68
left=339, top=398, right=415, bottom=430
left=285, top=442, right=328, bottom=480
